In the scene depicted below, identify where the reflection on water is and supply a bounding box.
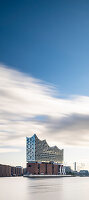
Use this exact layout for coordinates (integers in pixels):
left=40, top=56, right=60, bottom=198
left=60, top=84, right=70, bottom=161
left=0, top=177, right=89, bottom=200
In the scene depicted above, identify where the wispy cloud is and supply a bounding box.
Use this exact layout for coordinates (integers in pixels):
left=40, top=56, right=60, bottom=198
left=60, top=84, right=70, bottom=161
left=0, top=148, right=20, bottom=153
left=0, top=64, right=89, bottom=153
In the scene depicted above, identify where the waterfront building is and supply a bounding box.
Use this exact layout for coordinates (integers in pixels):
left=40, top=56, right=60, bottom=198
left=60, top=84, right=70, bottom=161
left=74, top=162, right=77, bottom=171
left=0, top=164, right=11, bottom=177
left=27, top=162, right=65, bottom=175
left=23, top=168, right=27, bottom=175
left=11, top=167, right=16, bottom=176
left=26, top=134, right=65, bottom=175
left=64, top=166, right=72, bottom=174
left=16, top=166, right=23, bottom=176
left=79, top=170, right=89, bottom=176
left=0, top=164, right=23, bottom=177
left=26, top=134, right=63, bottom=163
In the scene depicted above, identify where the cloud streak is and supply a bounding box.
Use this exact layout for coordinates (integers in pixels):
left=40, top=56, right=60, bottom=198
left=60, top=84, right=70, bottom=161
left=0, top=64, right=89, bottom=152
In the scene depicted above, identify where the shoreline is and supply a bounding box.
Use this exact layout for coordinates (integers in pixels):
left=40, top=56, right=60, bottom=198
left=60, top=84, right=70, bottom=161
left=23, top=174, right=73, bottom=178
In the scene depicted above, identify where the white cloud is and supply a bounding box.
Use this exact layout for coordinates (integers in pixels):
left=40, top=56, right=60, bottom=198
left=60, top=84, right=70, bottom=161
left=0, top=148, right=20, bottom=153
left=0, top=64, right=89, bottom=153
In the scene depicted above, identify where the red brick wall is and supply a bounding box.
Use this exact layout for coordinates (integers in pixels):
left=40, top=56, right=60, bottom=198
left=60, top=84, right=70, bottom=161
left=40, top=163, right=46, bottom=175
left=47, top=163, right=52, bottom=175
left=2, top=165, right=7, bottom=176
left=27, top=162, right=62, bottom=175
left=27, top=163, right=38, bottom=175
left=53, top=164, right=58, bottom=175
left=0, top=165, right=11, bottom=177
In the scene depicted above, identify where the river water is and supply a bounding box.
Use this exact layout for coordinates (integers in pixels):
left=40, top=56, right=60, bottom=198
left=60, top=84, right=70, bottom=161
left=0, top=177, right=89, bottom=200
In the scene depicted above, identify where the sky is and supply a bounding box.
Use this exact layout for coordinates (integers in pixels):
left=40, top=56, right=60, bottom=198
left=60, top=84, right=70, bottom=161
left=0, top=0, right=89, bottom=169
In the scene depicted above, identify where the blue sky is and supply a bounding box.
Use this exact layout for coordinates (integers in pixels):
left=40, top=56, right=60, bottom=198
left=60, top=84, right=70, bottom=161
left=1, top=0, right=89, bottom=96
left=1, top=0, right=89, bottom=169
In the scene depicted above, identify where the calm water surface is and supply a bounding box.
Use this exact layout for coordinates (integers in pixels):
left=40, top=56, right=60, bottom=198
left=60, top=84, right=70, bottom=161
left=0, top=177, right=89, bottom=200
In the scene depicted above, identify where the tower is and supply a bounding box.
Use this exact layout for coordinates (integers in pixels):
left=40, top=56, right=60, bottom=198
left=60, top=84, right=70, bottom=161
left=74, top=162, right=77, bottom=171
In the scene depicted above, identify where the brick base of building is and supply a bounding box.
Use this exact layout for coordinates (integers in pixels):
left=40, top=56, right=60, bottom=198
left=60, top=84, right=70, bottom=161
left=27, top=162, right=64, bottom=175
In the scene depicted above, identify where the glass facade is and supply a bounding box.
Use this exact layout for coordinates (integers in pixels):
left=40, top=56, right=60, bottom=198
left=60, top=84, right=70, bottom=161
left=26, top=135, right=35, bottom=162
left=26, top=134, right=63, bottom=163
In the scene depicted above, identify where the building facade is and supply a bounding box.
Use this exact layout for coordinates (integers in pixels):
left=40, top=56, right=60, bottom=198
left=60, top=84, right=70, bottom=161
left=26, top=134, right=64, bottom=163
left=0, top=164, right=11, bottom=177
left=0, top=164, right=23, bottom=177
left=27, top=162, right=65, bottom=175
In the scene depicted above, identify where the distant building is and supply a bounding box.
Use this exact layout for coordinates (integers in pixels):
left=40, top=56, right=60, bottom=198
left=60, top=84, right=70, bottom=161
left=74, top=162, right=77, bottom=171
left=0, top=164, right=23, bottom=177
left=23, top=168, right=27, bottom=175
left=16, top=166, right=23, bottom=176
left=0, top=164, right=11, bottom=177
left=26, top=134, right=63, bottom=163
left=79, top=170, right=89, bottom=176
left=11, top=167, right=16, bottom=176
left=64, top=166, right=72, bottom=174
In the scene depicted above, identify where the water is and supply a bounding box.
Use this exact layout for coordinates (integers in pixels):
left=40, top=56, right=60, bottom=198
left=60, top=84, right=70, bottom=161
left=0, top=177, right=89, bottom=200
